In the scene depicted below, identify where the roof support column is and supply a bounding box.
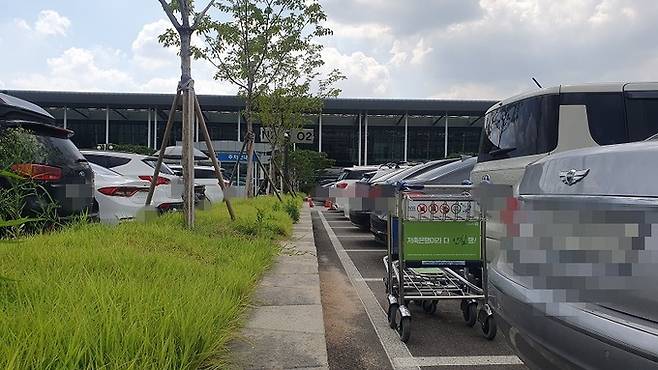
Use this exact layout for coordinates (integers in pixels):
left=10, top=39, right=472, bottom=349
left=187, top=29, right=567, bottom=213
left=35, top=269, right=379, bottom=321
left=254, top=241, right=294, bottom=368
left=154, top=108, right=158, bottom=150
left=237, top=110, right=241, bottom=141
left=147, top=108, right=152, bottom=148
left=364, top=112, right=368, bottom=165
left=404, top=112, right=409, bottom=162
left=105, top=106, right=110, bottom=145
left=444, top=112, right=448, bottom=158
left=194, top=113, right=199, bottom=143
left=358, top=113, right=362, bottom=166
left=63, top=106, right=67, bottom=129
left=318, top=111, right=322, bottom=152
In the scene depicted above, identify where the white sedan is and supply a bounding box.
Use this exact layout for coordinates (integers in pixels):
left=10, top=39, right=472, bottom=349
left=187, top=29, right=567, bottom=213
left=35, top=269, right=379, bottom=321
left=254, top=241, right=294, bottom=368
left=90, top=163, right=183, bottom=223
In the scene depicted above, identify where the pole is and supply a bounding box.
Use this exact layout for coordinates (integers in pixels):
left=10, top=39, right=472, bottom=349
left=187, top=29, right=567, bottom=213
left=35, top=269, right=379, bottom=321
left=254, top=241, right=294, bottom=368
left=283, top=135, right=290, bottom=193
left=182, top=88, right=196, bottom=227
left=154, top=108, right=158, bottom=149
left=444, top=113, right=448, bottom=158
left=63, top=106, right=67, bottom=129
left=105, top=106, right=110, bottom=145
left=194, top=97, right=236, bottom=220
left=255, top=154, right=282, bottom=201
left=237, top=110, right=241, bottom=141
left=364, top=112, right=368, bottom=166
left=271, top=157, right=296, bottom=197
left=358, top=113, right=362, bottom=166
left=146, top=90, right=181, bottom=206
left=404, top=113, right=409, bottom=162
left=147, top=108, right=152, bottom=148
left=318, top=112, right=322, bottom=152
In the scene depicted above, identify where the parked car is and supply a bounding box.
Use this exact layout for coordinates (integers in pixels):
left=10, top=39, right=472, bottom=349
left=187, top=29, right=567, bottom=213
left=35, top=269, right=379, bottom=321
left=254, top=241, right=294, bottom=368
left=330, top=166, right=380, bottom=212
left=369, top=157, right=477, bottom=242
left=90, top=163, right=183, bottom=222
left=471, top=82, right=658, bottom=264
left=168, top=164, right=225, bottom=203
left=348, top=160, right=455, bottom=229
left=0, top=93, right=95, bottom=219
left=81, top=150, right=206, bottom=204
left=489, top=140, right=658, bottom=369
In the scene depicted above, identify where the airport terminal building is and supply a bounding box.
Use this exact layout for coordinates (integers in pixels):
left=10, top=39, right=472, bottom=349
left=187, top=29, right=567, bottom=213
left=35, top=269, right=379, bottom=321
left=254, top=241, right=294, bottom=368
left=2, top=90, right=496, bottom=167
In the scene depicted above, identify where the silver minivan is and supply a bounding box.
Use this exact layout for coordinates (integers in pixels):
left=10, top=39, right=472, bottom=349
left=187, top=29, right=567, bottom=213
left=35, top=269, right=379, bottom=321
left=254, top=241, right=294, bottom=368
left=472, top=83, right=658, bottom=369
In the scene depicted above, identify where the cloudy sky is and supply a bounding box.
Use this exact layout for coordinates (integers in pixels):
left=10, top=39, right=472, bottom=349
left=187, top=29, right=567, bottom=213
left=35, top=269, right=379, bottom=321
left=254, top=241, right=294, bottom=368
left=2, top=0, right=658, bottom=100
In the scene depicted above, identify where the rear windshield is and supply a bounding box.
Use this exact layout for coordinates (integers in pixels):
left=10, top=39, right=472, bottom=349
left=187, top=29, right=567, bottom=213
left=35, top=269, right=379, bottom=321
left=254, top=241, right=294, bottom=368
left=34, top=134, right=85, bottom=166
left=339, top=169, right=372, bottom=180
left=0, top=128, right=84, bottom=167
left=142, top=158, right=176, bottom=175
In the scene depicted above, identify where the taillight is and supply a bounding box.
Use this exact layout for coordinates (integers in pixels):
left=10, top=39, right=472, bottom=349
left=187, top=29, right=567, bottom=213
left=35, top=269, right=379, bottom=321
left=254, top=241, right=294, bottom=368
left=336, top=182, right=348, bottom=189
left=98, top=186, right=145, bottom=197
left=11, top=163, right=62, bottom=181
left=139, top=176, right=170, bottom=185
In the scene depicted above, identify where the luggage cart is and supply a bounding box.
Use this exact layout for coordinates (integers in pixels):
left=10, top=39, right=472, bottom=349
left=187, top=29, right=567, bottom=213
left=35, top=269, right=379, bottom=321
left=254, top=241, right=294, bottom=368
left=383, top=184, right=496, bottom=342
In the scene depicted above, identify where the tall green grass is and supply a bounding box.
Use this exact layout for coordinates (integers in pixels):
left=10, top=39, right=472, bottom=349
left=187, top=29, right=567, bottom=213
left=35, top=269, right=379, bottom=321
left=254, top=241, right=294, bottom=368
left=0, top=196, right=296, bottom=370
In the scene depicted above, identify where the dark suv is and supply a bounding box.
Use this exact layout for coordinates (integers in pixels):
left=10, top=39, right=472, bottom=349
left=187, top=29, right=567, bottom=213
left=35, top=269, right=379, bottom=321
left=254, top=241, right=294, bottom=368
left=0, top=93, right=95, bottom=218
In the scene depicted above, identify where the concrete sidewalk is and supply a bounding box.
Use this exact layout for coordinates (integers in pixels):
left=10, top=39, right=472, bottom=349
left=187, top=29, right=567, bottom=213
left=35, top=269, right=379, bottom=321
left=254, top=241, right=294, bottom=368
left=230, top=204, right=328, bottom=369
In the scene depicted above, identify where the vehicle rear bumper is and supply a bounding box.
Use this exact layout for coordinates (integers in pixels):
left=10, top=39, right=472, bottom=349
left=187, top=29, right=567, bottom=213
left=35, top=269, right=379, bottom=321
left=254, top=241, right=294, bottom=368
left=490, top=267, right=658, bottom=370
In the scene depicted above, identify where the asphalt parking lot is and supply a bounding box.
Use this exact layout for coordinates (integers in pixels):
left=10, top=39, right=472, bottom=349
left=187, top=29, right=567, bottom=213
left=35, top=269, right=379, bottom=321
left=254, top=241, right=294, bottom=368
left=312, top=207, right=528, bottom=370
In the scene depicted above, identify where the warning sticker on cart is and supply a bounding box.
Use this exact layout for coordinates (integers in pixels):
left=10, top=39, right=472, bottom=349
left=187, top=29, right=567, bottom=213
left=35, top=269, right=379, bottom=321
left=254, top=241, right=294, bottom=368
left=402, top=220, right=481, bottom=261
left=406, top=199, right=479, bottom=220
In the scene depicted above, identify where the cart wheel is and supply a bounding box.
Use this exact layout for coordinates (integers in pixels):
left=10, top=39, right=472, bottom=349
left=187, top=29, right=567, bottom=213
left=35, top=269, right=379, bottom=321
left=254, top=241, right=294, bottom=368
left=463, top=302, right=478, bottom=327
left=422, top=300, right=438, bottom=314
left=481, top=315, right=497, bottom=340
left=387, top=303, right=399, bottom=329
left=397, top=312, right=411, bottom=343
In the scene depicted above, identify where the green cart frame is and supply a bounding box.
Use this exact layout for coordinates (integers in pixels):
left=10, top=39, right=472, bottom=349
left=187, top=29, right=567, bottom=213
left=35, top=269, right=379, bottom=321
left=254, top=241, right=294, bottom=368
left=383, top=184, right=496, bottom=342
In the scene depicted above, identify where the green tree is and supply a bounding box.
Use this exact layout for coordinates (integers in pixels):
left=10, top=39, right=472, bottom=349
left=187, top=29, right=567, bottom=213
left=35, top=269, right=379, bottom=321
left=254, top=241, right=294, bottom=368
left=288, top=149, right=334, bottom=194
left=161, top=0, right=341, bottom=197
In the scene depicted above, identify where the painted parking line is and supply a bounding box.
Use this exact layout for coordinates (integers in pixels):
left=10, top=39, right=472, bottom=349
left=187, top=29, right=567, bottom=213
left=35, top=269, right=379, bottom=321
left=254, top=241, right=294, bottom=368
left=343, top=249, right=386, bottom=252
left=318, top=211, right=420, bottom=370
left=394, top=355, right=524, bottom=367
left=357, top=277, right=383, bottom=282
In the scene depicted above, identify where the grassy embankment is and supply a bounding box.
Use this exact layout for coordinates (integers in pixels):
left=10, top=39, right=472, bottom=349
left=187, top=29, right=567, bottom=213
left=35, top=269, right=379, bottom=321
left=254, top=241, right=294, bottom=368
left=0, top=196, right=302, bottom=369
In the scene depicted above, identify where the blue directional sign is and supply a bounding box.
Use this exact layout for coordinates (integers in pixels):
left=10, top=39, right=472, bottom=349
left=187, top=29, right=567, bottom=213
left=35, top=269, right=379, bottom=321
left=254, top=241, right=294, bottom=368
left=218, top=151, right=248, bottom=162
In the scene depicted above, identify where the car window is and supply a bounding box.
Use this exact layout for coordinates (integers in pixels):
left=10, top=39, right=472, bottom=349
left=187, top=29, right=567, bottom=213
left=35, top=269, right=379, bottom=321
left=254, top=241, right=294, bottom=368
left=89, top=162, right=121, bottom=177
left=624, top=92, right=658, bottom=141
left=345, top=170, right=371, bottom=180
left=561, top=92, right=627, bottom=145
left=32, top=134, right=85, bottom=166
left=142, top=158, right=175, bottom=175
left=478, top=95, right=559, bottom=162
left=194, top=168, right=218, bottom=178
left=84, top=154, right=130, bottom=168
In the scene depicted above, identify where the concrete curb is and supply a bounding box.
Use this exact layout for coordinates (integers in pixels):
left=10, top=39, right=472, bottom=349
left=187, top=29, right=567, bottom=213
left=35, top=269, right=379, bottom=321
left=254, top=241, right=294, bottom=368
left=230, top=204, right=329, bottom=369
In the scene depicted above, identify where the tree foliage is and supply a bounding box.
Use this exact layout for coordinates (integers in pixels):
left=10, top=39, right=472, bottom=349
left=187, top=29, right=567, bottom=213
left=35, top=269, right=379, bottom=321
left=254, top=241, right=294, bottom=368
left=159, top=0, right=344, bottom=197
left=288, top=149, right=335, bottom=194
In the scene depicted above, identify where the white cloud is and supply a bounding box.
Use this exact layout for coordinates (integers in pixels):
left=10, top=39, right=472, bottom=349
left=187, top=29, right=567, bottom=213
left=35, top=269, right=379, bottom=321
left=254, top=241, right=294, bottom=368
left=132, top=19, right=177, bottom=69
left=12, top=47, right=134, bottom=92
left=324, top=20, right=392, bottom=40
left=12, top=10, right=71, bottom=37
left=322, top=47, right=391, bottom=96
left=13, top=18, right=32, bottom=32
left=431, top=83, right=509, bottom=100
left=34, top=10, right=71, bottom=36
left=410, top=38, right=432, bottom=65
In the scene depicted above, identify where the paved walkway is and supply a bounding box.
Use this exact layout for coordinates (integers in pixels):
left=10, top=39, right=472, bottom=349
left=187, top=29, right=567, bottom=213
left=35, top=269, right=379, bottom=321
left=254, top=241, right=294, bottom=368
left=231, top=204, right=329, bottom=369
